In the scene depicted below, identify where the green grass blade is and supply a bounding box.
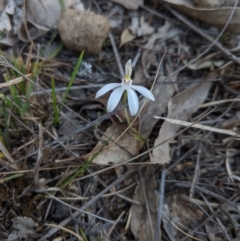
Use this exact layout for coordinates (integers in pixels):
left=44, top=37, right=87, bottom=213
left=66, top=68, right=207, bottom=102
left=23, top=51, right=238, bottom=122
left=3, top=74, right=23, bottom=113
left=0, top=94, right=9, bottom=147
left=58, top=136, right=109, bottom=188
left=51, top=77, right=60, bottom=126
left=48, top=42, right=63, bottom=59
left=22, top=80, right=34, bottom=114
left=62, top=50, right=84, bottom=104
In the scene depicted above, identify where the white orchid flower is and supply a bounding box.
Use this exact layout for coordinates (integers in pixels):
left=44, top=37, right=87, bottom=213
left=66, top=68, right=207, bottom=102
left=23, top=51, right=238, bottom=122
left=95, top=59, right=155, bottom=116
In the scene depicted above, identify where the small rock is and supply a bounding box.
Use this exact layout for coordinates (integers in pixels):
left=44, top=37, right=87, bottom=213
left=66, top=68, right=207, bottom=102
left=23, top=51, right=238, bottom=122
left=58, top=10, right=110, bottom=55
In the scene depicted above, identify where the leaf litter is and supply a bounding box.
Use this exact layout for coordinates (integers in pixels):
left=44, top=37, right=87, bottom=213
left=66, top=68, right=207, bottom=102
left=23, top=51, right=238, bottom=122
left=152, top=77, right=212, bottom=164
left=1, top=0, right=240, bottom=240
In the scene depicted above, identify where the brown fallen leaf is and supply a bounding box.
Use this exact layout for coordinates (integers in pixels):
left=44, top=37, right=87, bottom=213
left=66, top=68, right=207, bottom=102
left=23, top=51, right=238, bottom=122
left=119, top=28, right=137, bottom=48
left=85, top=76, right=174, bottom=164
left=87, top=122, right=140, bottom=165
left=152, top=76, right=212, bottom=164
left=130, top=166, right=158, bottom=240
left=164, top=0, right=240, bottom=33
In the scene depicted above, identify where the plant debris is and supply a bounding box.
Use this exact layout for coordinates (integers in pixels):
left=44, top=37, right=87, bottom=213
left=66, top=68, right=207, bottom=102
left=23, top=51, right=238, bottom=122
left=1, top=0, right=240, bottom=240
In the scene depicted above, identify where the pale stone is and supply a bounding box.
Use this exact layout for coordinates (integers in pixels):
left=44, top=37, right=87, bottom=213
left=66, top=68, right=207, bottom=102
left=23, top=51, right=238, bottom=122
left=58, top=10, right=110, bottom=55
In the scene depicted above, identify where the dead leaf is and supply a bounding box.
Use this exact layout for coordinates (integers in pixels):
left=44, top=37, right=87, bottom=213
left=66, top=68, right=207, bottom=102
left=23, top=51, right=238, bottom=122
left=152, top=76, right=212, bottom=164
left=26, top=0, right=80, bottom=29
left=87, top=76, right=174, bottom=165
left=86, top=122, right=139, bottom=165
left=130, top=167, right=158, bottom=240
left=111, top=0, right=143, bottom=10
left=119, top=28, right=136, bottom=47
left=18, top=21, right=48, bottom=42
left=120, top=17, right=154, bottom=47
left=139, top=77, right=174, bottom=139
left=164, top=0, right=240, bottom=33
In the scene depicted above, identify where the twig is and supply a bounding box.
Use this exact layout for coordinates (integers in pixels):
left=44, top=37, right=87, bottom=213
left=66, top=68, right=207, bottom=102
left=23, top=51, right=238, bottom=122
left=109, top=32, right=124, bottom=77
left=189, top=144, right=202, bottom=199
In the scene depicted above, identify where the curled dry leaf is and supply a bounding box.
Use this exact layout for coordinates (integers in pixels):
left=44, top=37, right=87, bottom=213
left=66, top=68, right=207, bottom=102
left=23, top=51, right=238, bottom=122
left=19, top=0, right=80, bottom=42
left=151, top=76, right=212, bottom=164
left=86, top=76, right=174, bottom=165
left=164, top=0, right=240, bottom=33
left=111, top=0, right=143, bottom=10
left=18, top=21, right=49, bottom=42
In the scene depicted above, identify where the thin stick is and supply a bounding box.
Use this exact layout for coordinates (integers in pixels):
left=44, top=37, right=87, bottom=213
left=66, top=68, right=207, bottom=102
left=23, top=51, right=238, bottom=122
left=109, top=32, right=124, bottom=77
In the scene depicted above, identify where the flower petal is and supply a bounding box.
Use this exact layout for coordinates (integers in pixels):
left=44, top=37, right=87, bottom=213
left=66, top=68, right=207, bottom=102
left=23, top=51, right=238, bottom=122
left=131, top=85, right=155, bottom=101
left=107, top=87, right=124, bottom=112
left=127, top=88, right=139, bottom=116
left=124, top=59, right=132, bottom=82
left=95, top=83, right=121, bottom=98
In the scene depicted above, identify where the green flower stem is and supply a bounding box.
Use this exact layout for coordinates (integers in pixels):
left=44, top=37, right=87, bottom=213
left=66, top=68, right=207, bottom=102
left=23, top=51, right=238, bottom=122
left=123, top=91, right=145, bottom=142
